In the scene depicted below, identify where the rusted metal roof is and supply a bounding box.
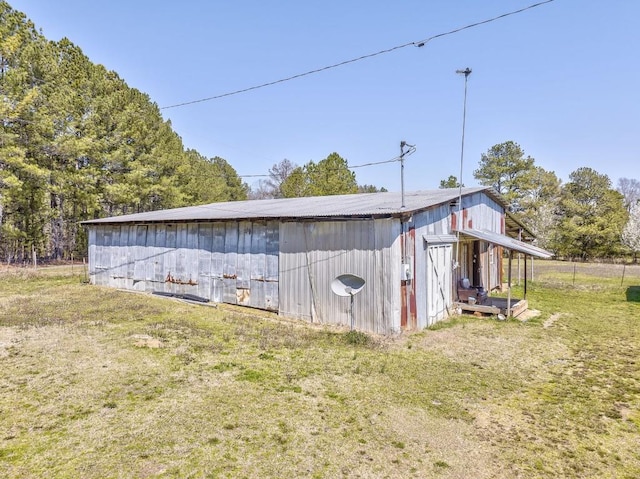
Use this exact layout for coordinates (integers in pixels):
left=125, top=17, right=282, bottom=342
left=83, top=187, right=493, bottom=225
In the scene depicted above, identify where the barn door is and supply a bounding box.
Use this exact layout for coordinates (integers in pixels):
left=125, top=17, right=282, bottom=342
left=426, top=244, right=452, bottom=326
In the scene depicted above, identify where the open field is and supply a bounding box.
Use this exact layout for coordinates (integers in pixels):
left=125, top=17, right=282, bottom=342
left=1, top=264, right=639, bottom=478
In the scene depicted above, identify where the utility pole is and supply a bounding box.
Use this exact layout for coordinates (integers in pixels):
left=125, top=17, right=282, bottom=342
left=400, top=141, right=406, bottom=209
left=455, top=67, right=472, bottom=272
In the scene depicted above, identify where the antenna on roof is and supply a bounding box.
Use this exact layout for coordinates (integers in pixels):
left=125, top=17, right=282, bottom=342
left=454, top=67, right=472, bottom=269
left=399, top=141, right=415, bottom=209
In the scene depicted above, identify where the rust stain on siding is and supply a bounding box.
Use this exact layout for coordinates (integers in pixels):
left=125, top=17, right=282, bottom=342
left=165, top=272, right=198, bottom=285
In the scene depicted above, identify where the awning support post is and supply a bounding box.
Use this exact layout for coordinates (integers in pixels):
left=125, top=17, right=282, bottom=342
left=507, top=250, right=513, bottom=317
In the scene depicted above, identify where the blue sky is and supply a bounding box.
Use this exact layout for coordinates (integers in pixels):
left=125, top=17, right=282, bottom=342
left=8, top=0, right=639, bottom=193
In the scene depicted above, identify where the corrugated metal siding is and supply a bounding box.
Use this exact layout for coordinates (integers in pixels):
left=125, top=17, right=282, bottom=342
left=461, top=192, right=503, bottom=290
left=413, top=204, right=452, bottom=325
left=86, top=190, right=514, bottom=333
left=87, top=221, right=279, bottom=310
left=278, top=218, right=401, bottom=335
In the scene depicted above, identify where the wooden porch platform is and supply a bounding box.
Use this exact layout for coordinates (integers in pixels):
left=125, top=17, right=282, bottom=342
left=453, top=297, right=528, bottom=317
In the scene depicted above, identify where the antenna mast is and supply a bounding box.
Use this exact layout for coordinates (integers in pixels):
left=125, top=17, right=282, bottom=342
left=455, top=67, right=472, bottom=269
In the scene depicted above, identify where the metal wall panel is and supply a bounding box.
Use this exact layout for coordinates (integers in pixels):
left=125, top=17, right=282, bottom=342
left=211, top=223, right=226, bottom=303
left=461, top=192, right=503, bottom=290
left=223, top=223, right=238, bottom=304
left=236, top=221, right=252, bottom=304
left=154, top=225, right=167, bottom=287
left=249, top=222, right=266, bottom=309
left=264, top=222, right=279, bottom=311
left=125, top=225, right=137, bottom=289
left=278, top=218, right=401, bottom=335
left=413, top=205, right=453, bottom=327
left=197, top=224, right=213, bottom=299
left=133, top=225, right=147, bottom=290
left=164, top=224, right=177, bottom=294
left=88, top=220, right=279, bottom=310
left=86, top=190, right=506, bottom=333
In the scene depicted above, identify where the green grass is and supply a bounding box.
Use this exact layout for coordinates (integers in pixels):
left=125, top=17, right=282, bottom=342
left=1, top=264, right=639, bottom=478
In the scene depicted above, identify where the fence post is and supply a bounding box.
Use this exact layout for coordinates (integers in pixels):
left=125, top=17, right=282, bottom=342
left=621, top=264, right=626, bottom=287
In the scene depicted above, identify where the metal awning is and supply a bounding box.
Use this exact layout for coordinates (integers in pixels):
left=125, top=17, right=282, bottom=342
left=423, top=234, right=458, bottom=244
left=456, top=228, right=553, bottom=259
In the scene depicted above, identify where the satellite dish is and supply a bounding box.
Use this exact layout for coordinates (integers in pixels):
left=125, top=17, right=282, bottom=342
left=331, top=274, right=365, bottom=330
left=331, top=274, right=365, bottom=297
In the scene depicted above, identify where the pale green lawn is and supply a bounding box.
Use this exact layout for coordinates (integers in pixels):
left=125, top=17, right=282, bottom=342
left=1, top=265, right=639, bottom=478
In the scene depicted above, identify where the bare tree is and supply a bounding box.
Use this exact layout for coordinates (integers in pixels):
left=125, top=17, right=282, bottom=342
left=265, top=159, right=297, bottom=199
left=617, top=177, right=640, bottom=211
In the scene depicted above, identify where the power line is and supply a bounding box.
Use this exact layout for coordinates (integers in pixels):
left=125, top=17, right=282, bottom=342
left=160, top=0, right=555, bottom=110
left=237, top=151, right=415, bottom=179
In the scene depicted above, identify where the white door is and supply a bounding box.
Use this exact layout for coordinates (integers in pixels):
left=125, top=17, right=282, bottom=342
left=426, top=244, right=452, bottom=326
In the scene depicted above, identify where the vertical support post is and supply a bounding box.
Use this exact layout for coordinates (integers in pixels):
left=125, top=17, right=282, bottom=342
left=400, top=141, right=406, bottom=210
left=455, top=67, right=471, bottom=274
left=524, top=254, right=528, bottom=299
left=507, top=250, right=513, bottom=317
left=350, top=293, right=355, bottom=331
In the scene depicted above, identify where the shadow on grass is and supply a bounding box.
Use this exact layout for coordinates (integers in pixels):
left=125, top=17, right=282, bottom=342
left=626, top=286, right=640, bottom=302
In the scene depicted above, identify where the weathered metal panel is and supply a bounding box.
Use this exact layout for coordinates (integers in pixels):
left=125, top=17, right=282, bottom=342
left=279, top=222, right=313, bottom=321
left=112, top=225, right=124, bottom=289
left=154, top=225, right=167, bottom=286
left=83, top=187, right=493, bottom=225
left=248, top=222, right=266, bottom=309
left=236, top=221, right=252, bottom=305
left=413, top=207, right=455, bottom=327
left=457, top=192, right=504, bottom=291
left=211, top=223, right=226, bottom=302
left=85, top=189, right=519, bottom=333
left=126, top=225, right=136, bottom=287
left=164, top=224, right=177, bottom=294
left=223, top=222, right=238, bottom=304
left=93, top=227, right=108, bottom=286
left=265, top=221, right=279, bottom=311
left=88, top=227, right=97, bottom=283
left=184, top=223, right=199, bottom=295
left=373, top=218, right=402, bottom=334
left=197, top=224, right=213, bottom=300
left=175, top=224, right=188, bottom=293
left=278, top=218, right=401, bottom=334
left=96, top=226, right=111, bottom=287
left=145, top=225, right=156, bottom=283
left=133, top=225, right=148, bottom=291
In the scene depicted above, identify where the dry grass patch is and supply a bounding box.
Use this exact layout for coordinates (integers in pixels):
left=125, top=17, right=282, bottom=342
left=1, top=265, right=640, bottom=478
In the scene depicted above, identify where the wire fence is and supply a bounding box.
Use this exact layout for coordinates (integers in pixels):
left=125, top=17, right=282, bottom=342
left=507, top=258, right=640, bottom=287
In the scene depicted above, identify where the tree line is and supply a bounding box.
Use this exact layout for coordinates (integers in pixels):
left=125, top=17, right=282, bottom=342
left=0, top=3, right=386, bottom=263
left=2, top=3, right=638, bottom=263
left=466, top=140, right=640, bottom=261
